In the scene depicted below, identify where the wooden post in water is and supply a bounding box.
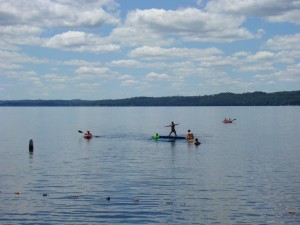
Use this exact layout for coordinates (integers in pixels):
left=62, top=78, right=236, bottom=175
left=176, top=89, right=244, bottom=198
left=29, top=139, right=34, bottom=153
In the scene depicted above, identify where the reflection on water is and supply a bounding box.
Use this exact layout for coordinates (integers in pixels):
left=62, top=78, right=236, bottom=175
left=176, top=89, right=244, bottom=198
left=29, top=152, right=34, bottom=161
left=0, top=107, right=299, bottom=224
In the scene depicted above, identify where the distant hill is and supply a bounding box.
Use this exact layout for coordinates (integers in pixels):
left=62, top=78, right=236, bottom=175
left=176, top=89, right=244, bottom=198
left=0, top=91, right=299, bottom=106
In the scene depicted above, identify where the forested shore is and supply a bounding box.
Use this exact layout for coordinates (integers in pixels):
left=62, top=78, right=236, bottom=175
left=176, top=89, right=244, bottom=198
left=1, top=91, right=299, bottom=106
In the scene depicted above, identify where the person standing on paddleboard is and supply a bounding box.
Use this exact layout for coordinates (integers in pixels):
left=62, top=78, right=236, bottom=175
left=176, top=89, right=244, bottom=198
left=165, top=121, right=179, bottom=136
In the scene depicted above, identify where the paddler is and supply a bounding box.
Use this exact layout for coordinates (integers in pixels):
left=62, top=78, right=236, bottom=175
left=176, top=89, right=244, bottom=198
left=165, top=121, right=179, bottom=136
left=186, top=129, right=194, bottom=140
left=85, top=131, right=92, bottom=135
left=194, top=138, right=201, bottom=146
left=153, top=133, right=160, bottom=141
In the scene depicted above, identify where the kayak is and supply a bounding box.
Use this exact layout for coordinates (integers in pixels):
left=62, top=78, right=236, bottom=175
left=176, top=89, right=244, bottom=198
left=223, top=119, right=236, bottom=123
left=84, top=134, right=93, bottom=139
left=159, top=136, right=186, bottom=139
left=186, top=138, right=194, bottom=142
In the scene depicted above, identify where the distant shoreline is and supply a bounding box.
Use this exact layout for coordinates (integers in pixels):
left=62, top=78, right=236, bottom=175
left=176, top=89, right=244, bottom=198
left=1, top=91, right=299, bottom=106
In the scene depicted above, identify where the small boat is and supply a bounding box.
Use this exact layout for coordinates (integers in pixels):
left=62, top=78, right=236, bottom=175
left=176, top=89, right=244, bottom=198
left=186, top=138, right=194, bottom=142
left=223, top=119, right=236, bottom=124
left=84, top=133, right=93, bottom=139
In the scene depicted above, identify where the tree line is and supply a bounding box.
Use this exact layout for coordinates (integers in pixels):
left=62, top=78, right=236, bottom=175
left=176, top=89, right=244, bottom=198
left=0, top=91, right=299, bottom=106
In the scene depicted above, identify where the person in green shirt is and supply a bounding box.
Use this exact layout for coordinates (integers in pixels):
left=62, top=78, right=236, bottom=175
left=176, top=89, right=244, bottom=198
left=153, top=133, right=160, bottom=141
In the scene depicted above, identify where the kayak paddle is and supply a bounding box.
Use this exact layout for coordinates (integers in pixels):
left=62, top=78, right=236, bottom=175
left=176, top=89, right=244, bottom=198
left=78, top=130, right=100, bottom=138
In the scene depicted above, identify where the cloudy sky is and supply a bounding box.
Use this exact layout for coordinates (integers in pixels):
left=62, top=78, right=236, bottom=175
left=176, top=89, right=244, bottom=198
left=0, top=0, right=299, bottom=100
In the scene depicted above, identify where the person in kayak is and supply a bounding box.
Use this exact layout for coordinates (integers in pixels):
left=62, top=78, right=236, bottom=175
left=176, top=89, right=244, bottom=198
left=153, top=133, right=160, bottom=141
left=186, top=129, right=194, bottom=140
left=223, top=118, right=236, bottom=123
left=165, top=121, right=179, bottom=136
left=85, top=131, right=92, bottom=136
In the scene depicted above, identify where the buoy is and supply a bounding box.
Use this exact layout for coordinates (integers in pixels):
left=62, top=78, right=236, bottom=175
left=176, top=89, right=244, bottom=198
left=29, top=139, right=34, bottom=152
left=106, top=197, right=111, bottom=201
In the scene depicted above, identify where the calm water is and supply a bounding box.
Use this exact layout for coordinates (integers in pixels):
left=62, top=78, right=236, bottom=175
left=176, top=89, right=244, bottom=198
left=0, top=107, right=299, bottom=224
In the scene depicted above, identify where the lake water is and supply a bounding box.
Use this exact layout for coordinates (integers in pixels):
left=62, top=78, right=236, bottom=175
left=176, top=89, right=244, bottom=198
left=0, top=107, right=299, bottom=224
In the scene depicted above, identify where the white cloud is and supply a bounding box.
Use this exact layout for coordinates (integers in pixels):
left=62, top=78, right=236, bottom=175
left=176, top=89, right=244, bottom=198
left=119, top=75, right=133, bottom=80
left=0, top=50, right=48, bottom=65
left=171, top=81, right=186, bottom=89
left=43, top=74, right=71, bottom=83
left=77, top=82, right=101, bottom=89
left=207, top=76, right=253, bottom=89
left=110, top=20, right=173, bottom=47
left=0, top=0, right=119, bottom=28
left=205, top=0, right=300, bottom=25
left=109, top=59, right=141, bottom=67
left=129, top=46, right=223, bottom=60
left=121, top=79, right=139, bottom=86
left=0, top=0, right=120, bottom=52
left=266, top=33, right=300, bottom=50
left=0, top=0, right=299, bottom=99
left=250, top=51, right=275, bottom=61
left=44, top=31, right=120, bottom=53
left=276, top=50, right=300, bottom=64
left=75, top=66, right=110, bottom=75
left=145, top=72, right=170, bottom=80
left=275, top=63, right=300, bottom=82
left=0, top=25, right=42, bottom=50
left=4, top=70, right=41, bottom=84
left=237, top=64, right=275, bottom=72
left=62, top=59, right=100, bottom=67
left=111, top=7, right=253, bottom=46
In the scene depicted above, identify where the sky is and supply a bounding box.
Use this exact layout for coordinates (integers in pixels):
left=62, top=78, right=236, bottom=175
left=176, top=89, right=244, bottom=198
left=0, top=0, right=299, bottom=100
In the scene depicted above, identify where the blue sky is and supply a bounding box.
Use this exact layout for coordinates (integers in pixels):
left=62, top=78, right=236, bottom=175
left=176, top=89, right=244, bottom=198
left=0, top=0, right=299, bottom=100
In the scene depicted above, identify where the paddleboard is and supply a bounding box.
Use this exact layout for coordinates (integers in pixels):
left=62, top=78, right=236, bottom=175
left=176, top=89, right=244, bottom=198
left=159, top=135, right=186, bottom=139
left=157, top=138, right=175, bottom=142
